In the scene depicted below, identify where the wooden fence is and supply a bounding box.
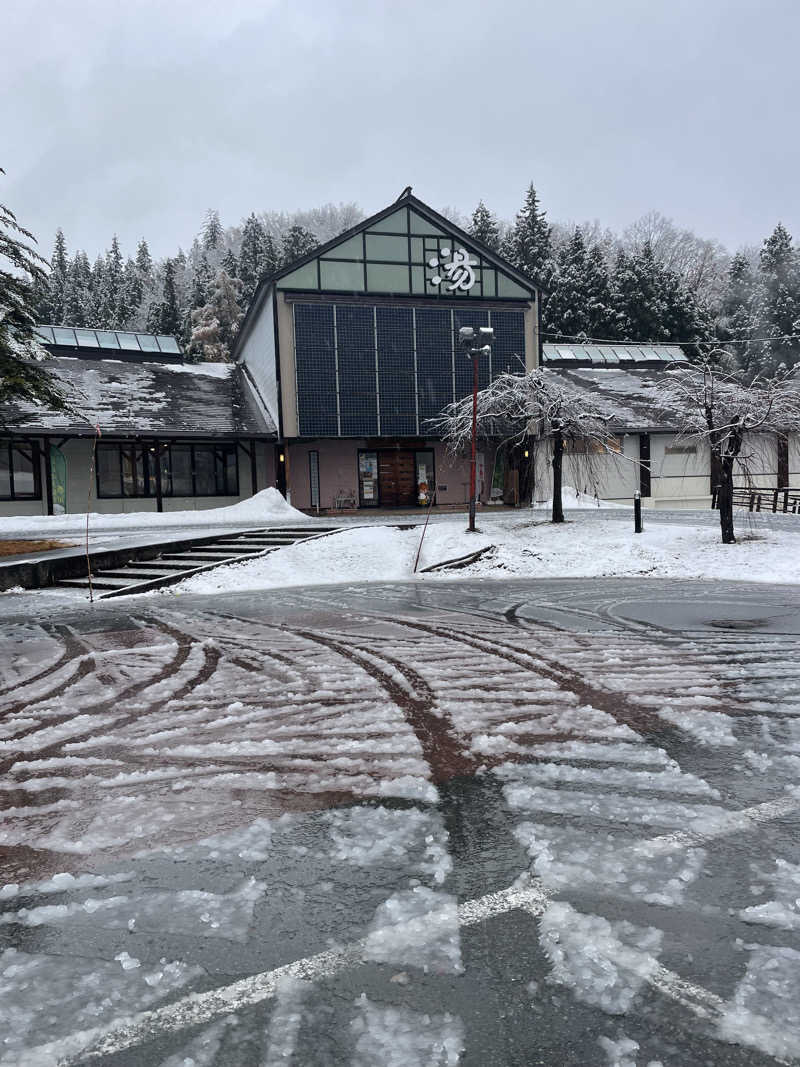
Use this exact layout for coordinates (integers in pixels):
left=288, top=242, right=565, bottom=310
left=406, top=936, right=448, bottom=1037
left=711, top=486, right=800, bottom=513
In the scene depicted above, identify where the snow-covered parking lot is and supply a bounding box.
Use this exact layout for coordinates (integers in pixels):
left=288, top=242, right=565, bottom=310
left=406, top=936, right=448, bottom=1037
left=1, top=575, right=800, bottom=1064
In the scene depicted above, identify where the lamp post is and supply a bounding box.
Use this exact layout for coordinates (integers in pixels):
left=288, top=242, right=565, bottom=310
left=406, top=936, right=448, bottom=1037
left=458, top=325, right=494, bottom=532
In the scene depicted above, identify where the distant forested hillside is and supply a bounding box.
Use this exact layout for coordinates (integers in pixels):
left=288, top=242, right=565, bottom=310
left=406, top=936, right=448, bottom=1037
left=34, top=187, right=800, bottom=373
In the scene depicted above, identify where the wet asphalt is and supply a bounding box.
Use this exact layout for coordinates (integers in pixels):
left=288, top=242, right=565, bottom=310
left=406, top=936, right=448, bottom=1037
left=1, top=577, right=800, bottom=1065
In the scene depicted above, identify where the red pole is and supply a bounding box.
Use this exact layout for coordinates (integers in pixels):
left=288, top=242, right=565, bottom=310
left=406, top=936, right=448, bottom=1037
left=469, top=352, right=478, bottom=532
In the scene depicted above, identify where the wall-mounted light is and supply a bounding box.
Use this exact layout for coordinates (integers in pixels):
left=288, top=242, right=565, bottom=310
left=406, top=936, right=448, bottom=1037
left=523, top=449, right=529, bottom=458
left=279, top=453, right=285, bottom=463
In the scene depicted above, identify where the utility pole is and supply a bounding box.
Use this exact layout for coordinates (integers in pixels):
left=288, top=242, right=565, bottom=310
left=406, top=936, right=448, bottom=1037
left=458, top=326, right=494, bottom=532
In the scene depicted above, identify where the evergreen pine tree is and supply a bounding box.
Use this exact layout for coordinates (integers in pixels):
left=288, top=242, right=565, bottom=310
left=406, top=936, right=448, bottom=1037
left=135, top=238, right=153, bottom=279
left=0, top=173, right=66, bottom=409
left=187, top=268, right=244, bottom=362
left=202, top=209, right=223, bottom=251
left=280, top=224, right=318, bottom=267
left=468, top=201, right=501, bottom=251
left=502, top=183, right=553, bottom=287
left=102, top=235, right=124, bottom=327
left=542, top=228, right=595, bottom=340
left=63, top=251, right=92, bottom=327
left=89, top=254, right=106, bottom=326
left=221, top=248, right=238, bottom=278
left=147, top=258, right=182, bottom=336
left=181, top=251, right=213, bottom=346
left=40, top=229, right=69, bottom=323
left=752, top=223, right=799, bottom=373
left=238, top=213, right=279, bottom=303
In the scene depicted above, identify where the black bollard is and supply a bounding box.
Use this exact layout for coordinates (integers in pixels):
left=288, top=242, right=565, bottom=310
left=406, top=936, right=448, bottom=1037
left=634, top=490, right=643, bottom=534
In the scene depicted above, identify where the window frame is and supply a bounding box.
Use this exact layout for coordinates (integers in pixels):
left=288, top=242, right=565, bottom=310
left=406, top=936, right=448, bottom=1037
left=0, top=439, right=42, bottom=501
left=96, top=441, right=239, bottom=499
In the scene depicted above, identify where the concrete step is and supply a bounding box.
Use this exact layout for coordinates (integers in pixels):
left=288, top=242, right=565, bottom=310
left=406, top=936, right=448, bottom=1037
left=95, top=569, right=174, bottom=580
left=57, top=576, right=144, bottom=590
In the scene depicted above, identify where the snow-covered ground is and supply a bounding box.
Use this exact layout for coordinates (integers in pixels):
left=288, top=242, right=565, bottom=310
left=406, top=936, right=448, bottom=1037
left=172, top=511, right=800, bottom=597
left=0, top=488, right=310, bottom=538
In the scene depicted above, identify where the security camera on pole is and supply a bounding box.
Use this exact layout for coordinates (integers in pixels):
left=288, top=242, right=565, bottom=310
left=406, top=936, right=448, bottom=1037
left=458, top=325, right=494, bottom=533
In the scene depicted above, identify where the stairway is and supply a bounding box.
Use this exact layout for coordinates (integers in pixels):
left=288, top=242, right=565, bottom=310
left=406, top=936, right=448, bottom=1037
left=56, top=526, right=340, bottom=598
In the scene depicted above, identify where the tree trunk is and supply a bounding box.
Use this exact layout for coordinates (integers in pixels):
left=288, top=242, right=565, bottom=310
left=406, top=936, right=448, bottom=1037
left=718, top=457, right=736, bottom=544
left=552, top=430, right=564, bottom=523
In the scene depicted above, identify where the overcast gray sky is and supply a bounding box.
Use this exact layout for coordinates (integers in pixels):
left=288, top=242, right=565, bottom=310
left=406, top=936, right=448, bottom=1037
left=4, top=0, right=799, bottom=261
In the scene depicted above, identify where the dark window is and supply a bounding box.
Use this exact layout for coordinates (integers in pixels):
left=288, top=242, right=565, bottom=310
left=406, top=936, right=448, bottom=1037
left=0, top=441, right=41, bottom=500
left=97, top=442, right=238, bottom=498
left=168, top=445, right=193, bottom=496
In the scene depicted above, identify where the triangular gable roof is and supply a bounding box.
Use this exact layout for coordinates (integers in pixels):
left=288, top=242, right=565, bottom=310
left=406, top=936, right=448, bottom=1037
left=233, top=191, right=537, bottom=359
left=271, top=191, right=538, bottom=293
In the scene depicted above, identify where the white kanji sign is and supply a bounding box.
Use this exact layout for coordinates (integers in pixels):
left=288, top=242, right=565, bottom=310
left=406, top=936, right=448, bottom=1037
left=428, top=247, right=478, bottom=292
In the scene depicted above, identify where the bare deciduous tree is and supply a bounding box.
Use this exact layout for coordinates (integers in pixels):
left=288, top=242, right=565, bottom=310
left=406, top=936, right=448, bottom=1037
left=430, top=370, right=617, bottom=524
left=659, top=355, right=800, bottom=543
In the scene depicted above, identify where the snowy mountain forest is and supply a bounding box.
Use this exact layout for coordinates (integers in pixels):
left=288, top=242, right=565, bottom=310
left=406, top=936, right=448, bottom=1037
left=33, top=185, right=800, bottom=373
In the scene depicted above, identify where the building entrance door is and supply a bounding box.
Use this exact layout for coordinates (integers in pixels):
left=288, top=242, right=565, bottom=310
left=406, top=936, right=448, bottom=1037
left=378, top=450, right=416, bottom=507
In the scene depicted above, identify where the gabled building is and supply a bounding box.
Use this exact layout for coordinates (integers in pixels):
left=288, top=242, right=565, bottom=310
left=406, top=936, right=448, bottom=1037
left=233, top=189, right=540, bottom=510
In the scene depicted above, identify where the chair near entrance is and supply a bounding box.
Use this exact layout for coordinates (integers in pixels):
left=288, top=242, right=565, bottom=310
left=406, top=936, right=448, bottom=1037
left=334, top=489, right=358, bottom=510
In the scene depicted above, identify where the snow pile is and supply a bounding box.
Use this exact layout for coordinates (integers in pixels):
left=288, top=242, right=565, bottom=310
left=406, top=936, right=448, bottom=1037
left=539, top=901, right=663, bottom=1014
left=176, top=525, right=419, bottom=596
left=350, top=996, right=464, bottom=1067
left=740, top=858, right=800, bottom=931
left=364, top=887, right=462, bottom=974
left=0, top=487, right=310, bottom=536
left=532, top=485, right=628, bottom=510
left=719, top=944, right=800, bottom=1060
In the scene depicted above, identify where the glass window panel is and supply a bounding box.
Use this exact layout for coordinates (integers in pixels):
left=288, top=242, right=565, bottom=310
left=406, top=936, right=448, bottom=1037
left=97, top=444, right=122, bottom=497
left=366, top=263, right=410, bottom=293
left=277, top=261, right=318, bottom=289
left=53, top=327, right=77, bottom=346
left=156, top=335, right=181, bottom=354
left=169, top=445, right=193, bottom=496
left=321, top=234, right=364, bottom=260
left=121, top=445, right=146, bottom=496
left=482, top=268, right=496, bottom=297
left=0, top=446, right=11, bottom=497
left=74, top=329, right=99, bottom=347
left=365, top=235, right=408, bottom=262
left=409, top=210, right=446, bottom=236
left=411, top=265, right=425, bottom=293
left=222, top=446, right=238, bottom=495
left=358, top=451, right=378, bottom=506
left=368, top=208, right=408, bottom=233
left=116, top=332, right=140, bottom=350
left=320, top=260, right=365, bottom=290
left=136, top=334, right=160, bottom=352
left=34, top=326, right=54, bottom=343
left=497, top=273, right=531, bottom=298
left=410, top=238, right=424, bottom=262
left=95, top=330, right=120, bottom=349
left=12, top=445, right=35, bottom=497
left=194, top=446, right=216, bottom=495
left=415, top=450, right=435, bottom=505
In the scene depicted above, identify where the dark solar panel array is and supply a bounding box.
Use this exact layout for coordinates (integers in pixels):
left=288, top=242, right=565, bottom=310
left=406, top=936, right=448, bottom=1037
left=295, top=304, right=338, bottom=436
left=337, top=306, right=377, bottom=436
left=377, top=307, right=416, bottom=436
left=491, top=311, right=527, bottom=378
left=294, top=303, right=526, bottom=437
left=415, top=308, right=453, bottom=424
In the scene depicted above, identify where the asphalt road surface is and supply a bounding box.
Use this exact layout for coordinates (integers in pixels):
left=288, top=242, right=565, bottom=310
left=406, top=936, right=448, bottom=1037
left=1, top=577, right=800, bottom=1066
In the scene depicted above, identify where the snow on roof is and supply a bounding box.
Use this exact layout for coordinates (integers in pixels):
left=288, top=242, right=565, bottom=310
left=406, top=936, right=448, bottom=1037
left=0, top=357, right=276, bottom=437
left=544, top=364, right=685, bottom=430
left=542, top=343, right=686, bottom=367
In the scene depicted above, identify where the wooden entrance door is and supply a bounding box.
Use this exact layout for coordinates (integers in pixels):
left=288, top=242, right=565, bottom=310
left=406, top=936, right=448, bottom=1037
left=378, top=450, right=416, bottom=507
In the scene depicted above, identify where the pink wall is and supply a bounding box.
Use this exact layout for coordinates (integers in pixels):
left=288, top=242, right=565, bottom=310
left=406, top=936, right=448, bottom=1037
left=285, top=439, right=489, bottom=510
